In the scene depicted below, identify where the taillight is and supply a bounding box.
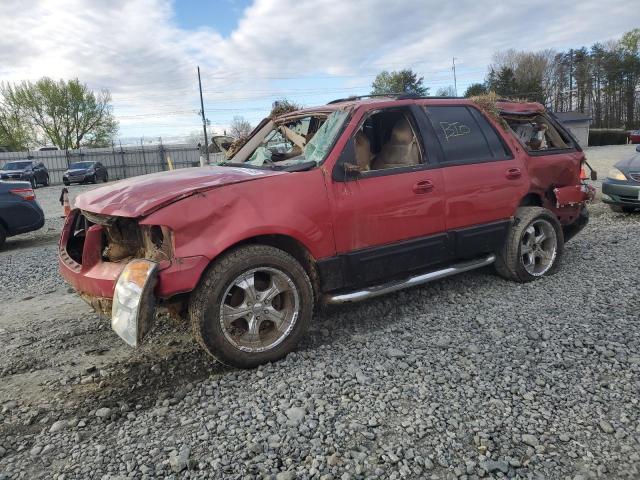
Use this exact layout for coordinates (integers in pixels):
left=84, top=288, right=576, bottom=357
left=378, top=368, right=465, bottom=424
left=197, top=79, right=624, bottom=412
left=580, top=163, right=588, bottom=181
left=10, top=188, right=36, bottom=201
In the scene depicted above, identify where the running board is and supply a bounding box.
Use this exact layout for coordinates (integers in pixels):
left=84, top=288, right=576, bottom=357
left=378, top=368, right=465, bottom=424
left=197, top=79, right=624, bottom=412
left=325, top=254, right=496, bottom=305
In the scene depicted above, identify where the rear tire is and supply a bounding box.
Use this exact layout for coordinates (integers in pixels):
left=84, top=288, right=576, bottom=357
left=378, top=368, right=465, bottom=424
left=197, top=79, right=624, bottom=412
left=30, top=177, right=37, bottom=189
left=189, top=245, right=314, bottom=368
left=495, top=207, right=564, bottom=283
left=103, top=172, right=108, bottom=183
left=43, top=175, right=49, bottom=187
left=63, top=180, right=70, bottom=186
left=0, top=224, right=6, bottom=249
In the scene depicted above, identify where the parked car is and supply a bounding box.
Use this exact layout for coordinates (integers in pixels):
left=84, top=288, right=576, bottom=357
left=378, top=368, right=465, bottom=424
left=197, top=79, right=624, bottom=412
left=59, top=95, right=594, bottom=368
left=601, top=145, right=640, bottom=213
left=63, top=161, right=109, bottom=185
left=0, top=160, right=50, bottom=188
left=628, top=130, right=640, bottom=144
left=0, top=181, right=44, bottom=248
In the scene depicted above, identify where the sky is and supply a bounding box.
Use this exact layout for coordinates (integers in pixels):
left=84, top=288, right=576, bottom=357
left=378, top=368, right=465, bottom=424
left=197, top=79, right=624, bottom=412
left=0, top=0, right=638, bottom=144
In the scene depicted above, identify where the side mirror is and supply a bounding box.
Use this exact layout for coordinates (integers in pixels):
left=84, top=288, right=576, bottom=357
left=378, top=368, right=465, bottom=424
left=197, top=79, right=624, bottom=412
left=332, top=138, right=361, bottom=182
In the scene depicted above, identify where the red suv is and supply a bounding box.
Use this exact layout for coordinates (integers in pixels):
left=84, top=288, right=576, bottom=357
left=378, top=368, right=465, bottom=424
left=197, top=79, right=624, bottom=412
left=59, top=95, right=594, bottom=368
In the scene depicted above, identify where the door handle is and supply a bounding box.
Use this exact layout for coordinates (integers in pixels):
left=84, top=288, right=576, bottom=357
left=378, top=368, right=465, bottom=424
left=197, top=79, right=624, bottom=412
left=413, top=180, right=434, bottom=194
left=506, top=168, right=522, bottom=180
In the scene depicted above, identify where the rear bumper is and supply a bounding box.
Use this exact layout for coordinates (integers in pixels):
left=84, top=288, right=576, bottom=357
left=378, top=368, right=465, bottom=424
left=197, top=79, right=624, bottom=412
left=7, top=201, right=45, bottom=237
left=602, top=180, right=640, bottom=208
left=58, top=211, right=210, bottom=314
left=562, top=205, right=589, bottom=242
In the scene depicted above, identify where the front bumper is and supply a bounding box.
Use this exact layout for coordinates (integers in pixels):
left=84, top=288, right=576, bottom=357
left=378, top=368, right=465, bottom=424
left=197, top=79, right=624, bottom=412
left=64, top=174, right=87, bottom=183
left=1, top=173, right=28, bottom=181
left=58, top=210, right=210, bottom=339
left=602, top=180, right=640, bottom=208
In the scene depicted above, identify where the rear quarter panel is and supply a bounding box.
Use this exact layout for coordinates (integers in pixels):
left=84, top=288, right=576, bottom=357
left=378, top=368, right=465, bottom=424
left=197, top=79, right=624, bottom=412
left=142, top=168, right=335, bottom=262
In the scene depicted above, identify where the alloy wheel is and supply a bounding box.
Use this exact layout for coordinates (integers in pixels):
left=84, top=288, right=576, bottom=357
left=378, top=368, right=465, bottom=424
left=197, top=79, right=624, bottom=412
left=520, top=219, right=557, bottom=276
left=219, top=267, right=299, bottom=352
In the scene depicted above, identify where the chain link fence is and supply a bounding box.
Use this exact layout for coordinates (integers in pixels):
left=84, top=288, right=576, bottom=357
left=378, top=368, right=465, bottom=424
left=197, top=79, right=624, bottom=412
left=0, top=142, right=226, bottom=186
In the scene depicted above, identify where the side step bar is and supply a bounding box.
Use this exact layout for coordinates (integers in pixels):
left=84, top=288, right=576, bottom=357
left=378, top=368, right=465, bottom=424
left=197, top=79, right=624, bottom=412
left=325, top=254, right=496, bottom=305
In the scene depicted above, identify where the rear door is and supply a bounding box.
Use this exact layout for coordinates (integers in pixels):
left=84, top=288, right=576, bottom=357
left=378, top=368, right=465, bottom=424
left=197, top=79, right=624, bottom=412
left=422, top=105, right=527, bottom=256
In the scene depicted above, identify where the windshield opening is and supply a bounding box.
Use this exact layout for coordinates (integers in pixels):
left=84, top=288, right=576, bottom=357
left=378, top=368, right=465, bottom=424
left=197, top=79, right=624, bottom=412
left=227, top=110, right=349, bottom=170
left=69, top=162, right=95, bottom=169
left=3, top=161, right=31, bottom=170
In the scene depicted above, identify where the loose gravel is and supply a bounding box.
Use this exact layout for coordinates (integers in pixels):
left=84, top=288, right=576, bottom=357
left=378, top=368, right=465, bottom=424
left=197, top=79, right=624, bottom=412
left=0, top=186, right=639, bottom=479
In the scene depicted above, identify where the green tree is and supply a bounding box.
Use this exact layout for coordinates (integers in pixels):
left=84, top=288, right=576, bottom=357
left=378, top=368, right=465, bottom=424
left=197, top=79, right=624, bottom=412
left=464, top=83, right=488, bottom=97
left=4, top=78, right=117, bottom=149
left=0, top=85, right=32, bottom=150
left=488, top=67, right=518, bottom=97
left=371, top=69, right=429, bottom=96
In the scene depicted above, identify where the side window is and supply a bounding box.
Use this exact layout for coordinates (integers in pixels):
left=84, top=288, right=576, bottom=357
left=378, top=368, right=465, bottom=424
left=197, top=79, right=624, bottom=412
left=503, top=114, right=573, bottom=153
left=353, top=109, right=423, bottom=173
left=425, top=106, right=511, bottom=164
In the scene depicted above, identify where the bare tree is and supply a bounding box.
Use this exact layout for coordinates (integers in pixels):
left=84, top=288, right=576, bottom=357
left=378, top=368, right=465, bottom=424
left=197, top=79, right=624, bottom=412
left=229, top=116, right=252, bottom=139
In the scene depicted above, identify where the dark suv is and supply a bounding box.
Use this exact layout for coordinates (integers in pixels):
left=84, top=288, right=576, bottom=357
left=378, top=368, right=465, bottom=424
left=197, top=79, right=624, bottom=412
left=60, top=95, right=594, bottom=368
left=0, top=160, right=50, bottom=188
left=63, top=161, right=108, bottom=185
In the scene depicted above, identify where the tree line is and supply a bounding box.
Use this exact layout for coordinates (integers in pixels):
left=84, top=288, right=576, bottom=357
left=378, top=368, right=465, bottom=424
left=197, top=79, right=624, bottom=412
left=369, top=29, right=640, bottom=130
left=0, top=78, right=118, bottom=151
left=464, top=29, right=640, bottom=129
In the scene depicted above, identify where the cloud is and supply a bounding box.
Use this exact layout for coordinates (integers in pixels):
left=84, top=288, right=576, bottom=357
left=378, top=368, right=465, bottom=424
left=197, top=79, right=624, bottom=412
left=0, top=0, right=637, bottom=138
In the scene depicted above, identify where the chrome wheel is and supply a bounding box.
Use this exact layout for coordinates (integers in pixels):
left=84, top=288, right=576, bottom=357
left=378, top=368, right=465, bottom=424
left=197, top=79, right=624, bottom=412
left=520, top=219, right=557, bottom=276
left=219, top=267, right=299, bottom=353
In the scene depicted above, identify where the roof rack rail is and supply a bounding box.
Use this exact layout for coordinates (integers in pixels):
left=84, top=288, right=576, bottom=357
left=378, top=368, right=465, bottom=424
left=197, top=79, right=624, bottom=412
left=327, top=94, right=396, bottom=104
left=327, top=93, right=466, bottom=104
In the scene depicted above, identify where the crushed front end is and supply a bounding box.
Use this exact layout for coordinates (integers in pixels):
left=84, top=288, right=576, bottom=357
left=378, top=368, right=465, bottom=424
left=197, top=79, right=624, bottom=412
left=59, top=209, right=208, bottom=346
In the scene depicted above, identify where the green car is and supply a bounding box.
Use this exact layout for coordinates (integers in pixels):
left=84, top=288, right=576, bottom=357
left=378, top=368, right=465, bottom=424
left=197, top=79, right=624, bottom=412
left=602, top=145, right=640, bottom=213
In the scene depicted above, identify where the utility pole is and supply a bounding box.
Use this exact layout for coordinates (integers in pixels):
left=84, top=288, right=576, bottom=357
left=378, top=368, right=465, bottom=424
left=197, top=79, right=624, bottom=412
left=452, top=57, right=458, bottom=97
left=197, top=66, right=210, bottom=164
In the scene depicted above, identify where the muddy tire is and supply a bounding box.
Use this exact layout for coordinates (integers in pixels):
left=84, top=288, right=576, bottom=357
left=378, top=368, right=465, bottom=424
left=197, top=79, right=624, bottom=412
left=189, top=245, right=314, bottom=369
left=495, top=207, right=564, bottom=283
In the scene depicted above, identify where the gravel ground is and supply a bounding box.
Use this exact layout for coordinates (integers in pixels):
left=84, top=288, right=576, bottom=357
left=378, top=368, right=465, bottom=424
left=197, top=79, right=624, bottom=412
left=0, top=161, right=639, bottom=479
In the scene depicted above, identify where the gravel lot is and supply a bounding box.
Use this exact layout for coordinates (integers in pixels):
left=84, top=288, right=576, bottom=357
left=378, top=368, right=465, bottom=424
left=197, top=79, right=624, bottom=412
left=0, top=148, right=639, bottom=479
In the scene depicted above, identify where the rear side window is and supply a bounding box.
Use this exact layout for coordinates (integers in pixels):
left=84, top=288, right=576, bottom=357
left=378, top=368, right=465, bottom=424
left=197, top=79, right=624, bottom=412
left=502, top=114, right=574, bottom=153
left=424, top=106, right=511, bottom=165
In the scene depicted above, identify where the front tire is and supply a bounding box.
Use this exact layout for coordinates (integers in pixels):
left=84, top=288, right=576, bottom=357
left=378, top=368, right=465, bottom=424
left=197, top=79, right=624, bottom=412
left=495, top=207, right=564, bottom=283
left=103, top=172, right=108, bottom=183
left=189, top=245, right=314, bottom=368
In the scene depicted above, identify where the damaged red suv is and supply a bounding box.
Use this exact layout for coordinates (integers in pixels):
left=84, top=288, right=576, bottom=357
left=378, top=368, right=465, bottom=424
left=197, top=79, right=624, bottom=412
left=59, top=95, right=595, bottom=368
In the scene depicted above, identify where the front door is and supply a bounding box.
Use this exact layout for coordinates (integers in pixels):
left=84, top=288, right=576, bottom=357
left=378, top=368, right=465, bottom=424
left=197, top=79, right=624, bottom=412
left=327, top=106, right=448, bottom=287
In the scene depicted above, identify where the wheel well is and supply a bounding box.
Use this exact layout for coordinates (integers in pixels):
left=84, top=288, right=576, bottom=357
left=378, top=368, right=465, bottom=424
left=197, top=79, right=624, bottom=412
left=233, top=234, right=321, bottom=298
left=519, top=193, right=543, bottom=207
